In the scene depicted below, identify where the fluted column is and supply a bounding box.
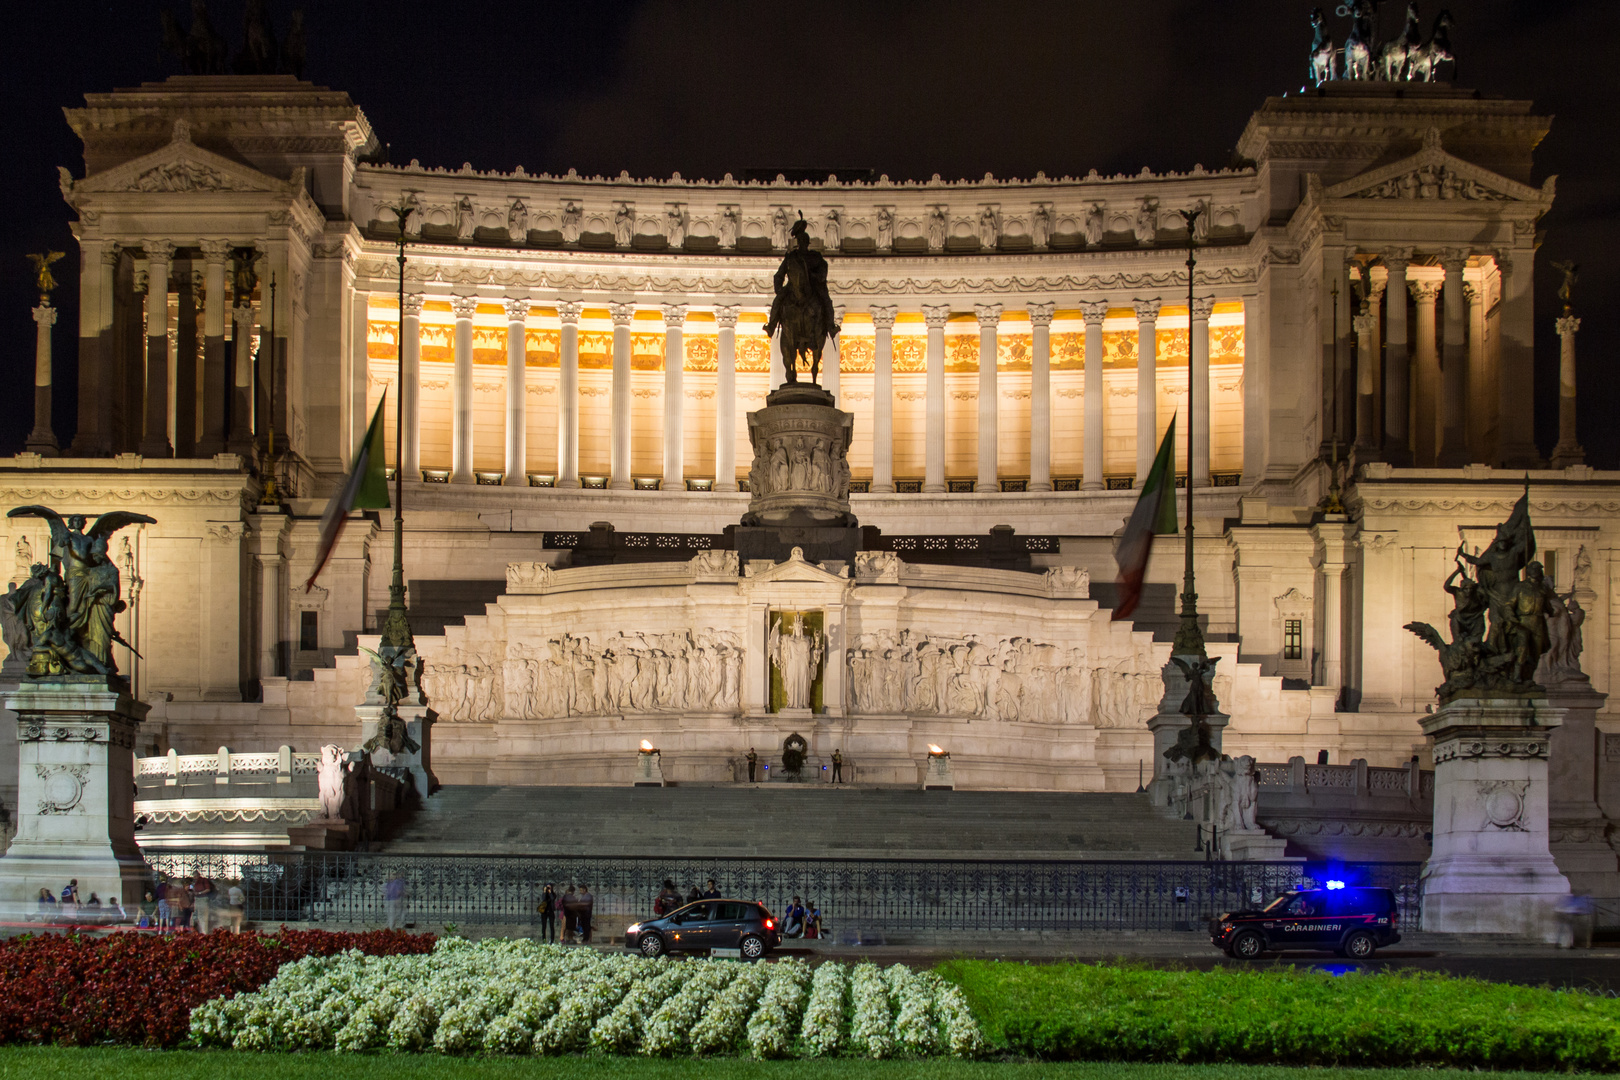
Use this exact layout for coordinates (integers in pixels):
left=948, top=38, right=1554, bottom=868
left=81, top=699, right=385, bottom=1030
left=1190, top=295, right=1215, bottom=485
left=556, top=300, right=582, bottom=487
left=1552, top=315, right=1584, bottom=467
left=450, top=295, right=477, bottom=483
left=1437, top=250, right=1469, bottom=467
left=503, top=296, right=529, bottom=485
left=1133, top=298, right=1160, bottom=484
left=609, top=301, right=635, bottom=490
left=140, top=241, right=174, bottom=457
left=1493, top=248, right=1537, bottom=468
left=401, top=292, right=424, bottom=481
left=1409, top=279, right=1440, bottom=465
left=195, top=241, right=228, bottom=456
left=229, top=302, right=256, bottom=454
left=1381, top=250, right=1412, bottom=465
left=870, top=305, right=897, bottom=492
left=1464, top=281, right=1487, bottom=461
left=824, top=304, right=843, bottom=399
left=173, top=261, right=197, bottom=456
left=1027, top=302, right=1054, bottom=491
left=661, top=304, right=687, bottom=490
left=713, top=305, right=739, bottom=492
left=975, top=303, right=1002, bottom=491
left=27, top=302, right=58, bottom=454
left=922, top=304, right=951, bottom=493
left=69, top=240, right=109, bottom=455
left=1080, top=300, right=1108, bottom=490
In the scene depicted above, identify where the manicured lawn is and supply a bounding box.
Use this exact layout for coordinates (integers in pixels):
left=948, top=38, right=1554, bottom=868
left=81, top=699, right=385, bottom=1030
left=938, top=960, right=1620, bottom=1070
left=0, top=1047, right=1601, bottom=1080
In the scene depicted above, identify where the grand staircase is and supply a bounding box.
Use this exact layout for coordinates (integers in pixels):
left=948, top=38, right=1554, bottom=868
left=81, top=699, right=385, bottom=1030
left=379, top=785, right=1199, bottom=860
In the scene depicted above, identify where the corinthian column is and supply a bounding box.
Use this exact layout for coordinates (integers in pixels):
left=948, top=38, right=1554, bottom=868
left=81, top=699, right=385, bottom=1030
left=196, top=241, right=229, bottom=456
left=1381, top=249, right=1412, bottom=465
left=503, top=296, right=529, bottom=485
left=713, top=305, right=739, bottom=492
left=1080, top=299, right=1108, bottom=490
left=401, top=292, right=424, bottom=481
left=662, top=303, right=687, bottom=490
left=1493, top=248, right=1538, bottom=468
left=922, top=304, right=951, bottom=493
left=1190, top=296, right=1215, bottom=485
left=1028, top=302, right=1054, bottom=491
left=556, top=300, right=582, bottom=487
left=975, top=303, right=1002, bottom=492
left=1409, top=279, right=1440, bottom=465
left=609, top=301, right=635, bottom=490
left=229, top=302, right=256, bottom=455
left=1353, top=304, right=1378, bottom=456
left=1437, top=250, right=1469, bottom=467
left=1552, top=314, right=1585, bottom=467
left=141, top=241, right=174, bottom=457
left=450, top=295, right=478, bottom=484
left=1133, top=298, right=1161, bottom=484
left=27, top=302, right=58, bottom=454
left=870, top=305, right=898, bottom=492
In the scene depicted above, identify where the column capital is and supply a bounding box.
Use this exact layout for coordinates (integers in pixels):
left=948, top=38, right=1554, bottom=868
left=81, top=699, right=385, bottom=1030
left=1380, top=246, right=1414, bottom=268
left=833, top=303, right=846, bottom=325
left=1436, top=248, right=1470, bottom=275
left=921, top=304, right=951, bottom=329
left=503, top=296, right=532, bottom=323
left=33, top=304, right=58, bottom=328
left=1408, top=280, right=1442, bottom=303
left=608, top=301, right=636, bottom=326
left=143, top=239, right=175, bottom=265
left=1132, top=297, right=1161, bottom=323
left=1352, top=313, right=1377, bottom=336
left=661, top=303, right=688, bottom=326
left=401, top=292, right=426, bottom=317
left=557, top=299, right=584, bottom=324
left=1556, top=315, right=1581, bottom=336
left=1461, top=282, right=1480, bottom=306
left=197, top=239, right=232, bottom=263
left=1027, top=301, right=1055, bottom=327
left=869, top=304, right=899, bottom=329
left=974, top=302, right=1003, bottom=327
left=231, top=304, right=257, bottom=330
left=713, top=304, right=740, bottom=328
left=1079, top=299, right=1110, bottom=325
left=1190, top=296, right=1217, bottom=321
left=450, top=295, right=479, bottom=319
left=99, top=242, right=123, bottom=267
left=1369, top=279, right=1387, bottom=302
left=1493, top=247, right=1525, bottom=278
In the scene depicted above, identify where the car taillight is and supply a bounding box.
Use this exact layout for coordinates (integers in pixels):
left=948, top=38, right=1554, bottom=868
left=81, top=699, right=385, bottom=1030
left=1391, top=911, right=1399, bottom=929
left=764, top=919, right=774, bottom=929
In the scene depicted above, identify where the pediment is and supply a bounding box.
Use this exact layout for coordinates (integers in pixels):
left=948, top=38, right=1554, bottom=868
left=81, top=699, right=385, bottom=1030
left=1324, top=130, right=1552, bottom=206
left=63, top=120, right=294, bottom=199
left=742, top=546, right=850, bottom=587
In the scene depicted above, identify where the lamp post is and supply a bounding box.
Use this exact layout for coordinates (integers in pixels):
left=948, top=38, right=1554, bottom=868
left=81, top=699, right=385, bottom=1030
left=1172, top=209, right=1206, bottom=661
left=379, top=205, right=415, bottom=656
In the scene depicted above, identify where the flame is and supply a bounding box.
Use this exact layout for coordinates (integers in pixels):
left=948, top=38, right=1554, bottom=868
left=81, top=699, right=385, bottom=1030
left=639, top=740, right=656, bottom=752
left=928, top=744, right=945, bottom=755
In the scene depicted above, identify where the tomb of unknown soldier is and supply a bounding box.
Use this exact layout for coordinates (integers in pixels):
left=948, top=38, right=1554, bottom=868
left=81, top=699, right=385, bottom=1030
left=1, top=2, right=1617, bottom=947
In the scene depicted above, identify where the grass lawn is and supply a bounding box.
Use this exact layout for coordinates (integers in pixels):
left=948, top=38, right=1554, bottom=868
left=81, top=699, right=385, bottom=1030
left=0, top=1047, right=1601, bottom=1080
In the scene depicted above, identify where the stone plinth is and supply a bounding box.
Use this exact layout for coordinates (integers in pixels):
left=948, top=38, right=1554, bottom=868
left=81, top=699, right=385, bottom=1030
left=1419, top=696, right=1571, bottom=940
left=744, top=384, right=855, bottom=529
left=634, top=749, right=665, bottom=787
left=1542, top=679, right=1620, bottom=900
left=0, top=678, right=149, bottom=913
left=357, top=704, right=437, bottom=805
left=1222, top=829, right=1289, bottom=860
left=923, top=751, right=955, bottom=790
left=287, top=819, right=355, bottom=850
left=1146, top=653, right=1229, bottom=808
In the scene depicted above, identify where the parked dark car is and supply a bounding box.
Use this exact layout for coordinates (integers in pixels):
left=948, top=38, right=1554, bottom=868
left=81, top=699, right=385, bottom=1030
left=1210, top=885, right=1401, bottom=959
left=625, top=899, right=781, bottom=959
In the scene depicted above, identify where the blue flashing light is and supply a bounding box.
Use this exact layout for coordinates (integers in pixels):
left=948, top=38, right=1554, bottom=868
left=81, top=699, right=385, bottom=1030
left=1325, top=879, right=1346, bottom=890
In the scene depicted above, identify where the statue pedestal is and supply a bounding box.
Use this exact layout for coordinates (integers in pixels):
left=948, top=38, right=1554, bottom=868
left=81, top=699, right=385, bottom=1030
left=923, top=752, right=955, bottom=790
left=1419, top=696, right=1571, bottom=940
left=1146, top=653, right=1229, bottom=809
left=1222, top=828, right=1289, bottom=861
left=1542, top=679, right=1620, bottom=900
left=356, top=704, right=436, bottom=805
left=287, top=818, right=355, bottom=851
left=744, top=384, right=855, bottom=530
left=0, top=678, right=149, bottom=915
left=634, top=749, right=666, bottom=787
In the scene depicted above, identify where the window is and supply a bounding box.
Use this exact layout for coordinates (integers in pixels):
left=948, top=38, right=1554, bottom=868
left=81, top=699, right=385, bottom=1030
left=299, top=610, right=319, bottom=651
left=1283, top=619, right=1303, bottom=661
left=714, top=902, right=750, bottom=921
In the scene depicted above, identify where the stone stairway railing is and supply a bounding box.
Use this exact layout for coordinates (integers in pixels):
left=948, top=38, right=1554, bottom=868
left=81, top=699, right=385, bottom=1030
left=135, top=746, right=320, bottom=789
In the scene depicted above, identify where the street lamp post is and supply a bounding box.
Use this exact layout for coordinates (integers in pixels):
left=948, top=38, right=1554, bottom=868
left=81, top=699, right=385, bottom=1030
left=1172, top=208, right=1206, bottom=661
left=380, top=205, right=415, bottom=657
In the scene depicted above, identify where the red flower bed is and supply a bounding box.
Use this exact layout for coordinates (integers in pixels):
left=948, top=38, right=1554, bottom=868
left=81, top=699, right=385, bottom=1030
left=0, top=927, right=435, bottom=1047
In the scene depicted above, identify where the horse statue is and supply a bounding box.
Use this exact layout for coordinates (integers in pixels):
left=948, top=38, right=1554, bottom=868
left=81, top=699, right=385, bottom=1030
left=763, top=215, right=838, bottom=387
left=1408, top=9, right=1455, bottom=82
left=1378, top=1, right=1422, bottom=80
left=1341, top=0, right=1375, bottom=80
left=1308, top=8, right=1337, bottom=85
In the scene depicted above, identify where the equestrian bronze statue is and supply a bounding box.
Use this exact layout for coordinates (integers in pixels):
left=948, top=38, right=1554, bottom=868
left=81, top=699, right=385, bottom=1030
left=763, top=214, right=839, bottom=387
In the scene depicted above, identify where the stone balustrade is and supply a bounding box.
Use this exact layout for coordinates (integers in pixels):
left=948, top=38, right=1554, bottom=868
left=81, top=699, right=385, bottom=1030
left=135, top=746, right=319, bottom=790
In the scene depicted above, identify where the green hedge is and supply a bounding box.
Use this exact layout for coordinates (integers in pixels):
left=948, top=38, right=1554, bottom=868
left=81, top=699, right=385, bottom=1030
left=937, top=961, right=1620, bottom=1070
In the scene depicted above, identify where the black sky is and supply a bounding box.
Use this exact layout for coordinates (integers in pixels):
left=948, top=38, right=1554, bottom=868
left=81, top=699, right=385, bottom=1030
left=3, top=1, right=1616, bottom=464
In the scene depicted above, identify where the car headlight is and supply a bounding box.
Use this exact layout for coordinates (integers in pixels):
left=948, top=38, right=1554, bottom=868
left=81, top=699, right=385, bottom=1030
left=626, top=923, right=641, bottom=934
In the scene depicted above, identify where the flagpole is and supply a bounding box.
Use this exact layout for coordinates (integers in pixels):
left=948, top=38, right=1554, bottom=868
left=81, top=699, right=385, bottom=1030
left=1173, top=208, right=1206, bottom=660
left=379, top=205, right=414, bottom=654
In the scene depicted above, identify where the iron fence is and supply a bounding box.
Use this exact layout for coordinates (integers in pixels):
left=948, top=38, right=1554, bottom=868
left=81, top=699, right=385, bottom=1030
left=144, top=851, right=1423, bottom=936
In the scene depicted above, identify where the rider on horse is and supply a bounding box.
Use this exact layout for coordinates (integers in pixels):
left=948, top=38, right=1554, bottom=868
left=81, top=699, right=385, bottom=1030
left=764, top=214, right=839, bottom=386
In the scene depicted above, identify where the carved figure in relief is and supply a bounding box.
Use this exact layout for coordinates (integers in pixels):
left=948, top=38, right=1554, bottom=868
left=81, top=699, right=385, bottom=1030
left=876, top=207, right=894, bottom=249
left=926, top=207, right=946, bottom=250
left=1133, top=200, right=1157, bottom=245
left=507, top=200, right=529, bottom=243
left=1031, top=204, right=1051, bottom=248
left=978, top=207, right=1000, bottom=248
left=823, top=209, right=841, bottom=249
left=771, top=208, right=790, bottom=250
left=612, top=204, right=633, bottom=247
left=13, top=536, right=32, bottom=585
left=560, top=202, right=582, bottom=243
left=770, top=613, right=823, bottom=711
left=1083, top=203, right=1105, bottom=247
left=1543, top=588, right=1586, bottom=685
left=667, top=205, right=687, bottom=247
left=788, top=436, right=810, bottom=490
left=718, top=207, right=739, bottom=248
left=1232, top=755, right=1260, bottom=831
left=316, top=744, right=348, bottom=821
left=1307, top=7, right=1337, bottom=85
left=456, top=198, right=475, bottom=240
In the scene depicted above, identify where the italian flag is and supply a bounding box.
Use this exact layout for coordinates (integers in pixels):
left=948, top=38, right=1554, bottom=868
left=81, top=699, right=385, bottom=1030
left=305, top=395, right=391, bottom=592
left=1112, top=414, right=1179, bottom=620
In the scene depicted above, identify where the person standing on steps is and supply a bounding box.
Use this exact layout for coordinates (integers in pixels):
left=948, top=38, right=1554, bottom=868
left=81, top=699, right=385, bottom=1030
left=831, top=749, right=844, bottom=783
left=538, top=883, right=557, bottom=942
left=576, top=883, right=595, bottom=944
left=560, top=884, right=578, bottom=943
left=747, top=748, right=758, bottom=783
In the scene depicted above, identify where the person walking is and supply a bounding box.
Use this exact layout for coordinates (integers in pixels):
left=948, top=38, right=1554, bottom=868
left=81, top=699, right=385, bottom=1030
left=224, top=882, right=246, bottom=933
left=60, top=878, right=79, bottom=918
left=576, top=883, right=595, bottom=944
left=384, top=872, right=407, bottom=930
left=538, top=883, right=557, bottom=942
left=832, top=749, right=844, bottom=783
left=654, top=879, right=681, bottom=916
left=746, top=748, right=758, bottom=783
left=191, top=872, right=216, bottom=934
left=685, top=883, right=703, bottom=905
left=560, top=885, right=578, bottom=943
left=170, top=877, right=194, bottom=932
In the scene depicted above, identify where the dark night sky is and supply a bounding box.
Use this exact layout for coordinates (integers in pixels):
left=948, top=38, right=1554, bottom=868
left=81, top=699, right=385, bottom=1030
left=3, top=1, right=1615, bottom=464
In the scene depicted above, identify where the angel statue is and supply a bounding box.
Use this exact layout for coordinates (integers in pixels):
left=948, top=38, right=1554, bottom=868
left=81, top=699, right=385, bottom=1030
left=5, top=505, right=155, bottom=678
left=27, top=252, right=65, bottom=299
left=1551, top=260, right=1578, bottom=313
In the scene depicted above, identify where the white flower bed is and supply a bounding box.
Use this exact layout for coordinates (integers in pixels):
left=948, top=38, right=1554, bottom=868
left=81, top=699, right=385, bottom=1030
left=190, top=938, right=982, bottom=1058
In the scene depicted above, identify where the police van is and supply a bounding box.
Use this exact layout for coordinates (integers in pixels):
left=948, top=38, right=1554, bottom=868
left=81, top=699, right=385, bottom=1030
left=1210, top=883, right=1402, bottom=959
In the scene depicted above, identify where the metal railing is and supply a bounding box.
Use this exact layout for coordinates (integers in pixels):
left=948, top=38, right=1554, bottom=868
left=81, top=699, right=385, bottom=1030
left=144, top=851, right=1423, bottom=934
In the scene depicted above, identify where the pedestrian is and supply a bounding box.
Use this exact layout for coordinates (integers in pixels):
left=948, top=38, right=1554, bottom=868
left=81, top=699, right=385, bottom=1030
left=171, top=876, right=194, bottom=932
left=702, top=878, right=721, bottom=900
left=654, top=878, right=681, bottom=916
left=538, top=883, right=557, bottom=942
left=384, top=872, right=407, bottom=930
left=33, top=888, right=56, bottom=922
left=224, top=882, right=246, bottom=933
left=560, top=885, right=578, bottom=943
left=577, top=883, right=595, bottom=944
left=191, top=872, right=216, bottom=933
left=685, top=883, right=702, bottom=905
left=135, top=890, right=157, bottom=929
left=155, top=884, right=172, bottom=932
left=746, top=748, right=758, bottom=783
left=783, top=895, right=807, bottom=937
left=60, top=878, right=79, bottom=917
left=832, top=749, right=844, bottom=783
left=805, top=901, right=821, bottom=939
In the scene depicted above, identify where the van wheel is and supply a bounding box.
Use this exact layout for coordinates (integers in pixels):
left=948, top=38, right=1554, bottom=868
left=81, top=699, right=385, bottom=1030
left=1343, top=930, right=1377, bottom=959
left=639, top=932, right=666, bottom=957
left=1231, top=931, right=1266, bottom=959
left=740, top=935, right=765, bottom=960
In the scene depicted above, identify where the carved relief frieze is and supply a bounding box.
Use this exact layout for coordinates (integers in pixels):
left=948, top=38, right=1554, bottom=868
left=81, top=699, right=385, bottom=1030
left=36, top=763, right=90, bottom=816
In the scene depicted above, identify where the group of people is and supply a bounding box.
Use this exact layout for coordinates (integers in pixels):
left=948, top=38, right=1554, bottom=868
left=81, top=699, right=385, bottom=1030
left=538, top=882, right=597, bottom=943
left=32, top=879, right=125, bottom=924
left=649, top=879, right=822, bottom=939
left=30, top=872, right=245, bottom=932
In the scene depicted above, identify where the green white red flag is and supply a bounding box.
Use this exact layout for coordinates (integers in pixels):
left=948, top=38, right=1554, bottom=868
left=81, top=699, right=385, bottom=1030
left=1112, top=414, right=1179, bottom=620
left=305, top=394, right=390, bottom=592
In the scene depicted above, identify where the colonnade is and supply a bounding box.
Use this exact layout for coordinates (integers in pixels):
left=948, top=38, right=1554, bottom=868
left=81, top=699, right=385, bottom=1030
left=388, top=294, right=1231, bottom=490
